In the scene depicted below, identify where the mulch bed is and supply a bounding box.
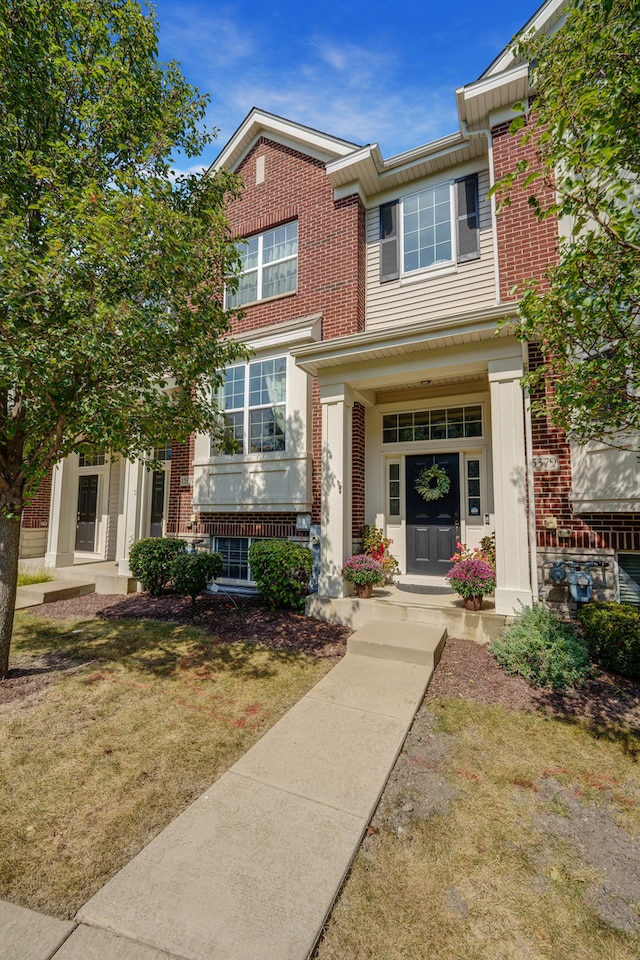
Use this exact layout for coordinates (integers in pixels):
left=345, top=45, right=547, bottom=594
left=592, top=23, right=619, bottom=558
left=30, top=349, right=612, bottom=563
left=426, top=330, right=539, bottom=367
left=4, top=594, right=640, bottom=729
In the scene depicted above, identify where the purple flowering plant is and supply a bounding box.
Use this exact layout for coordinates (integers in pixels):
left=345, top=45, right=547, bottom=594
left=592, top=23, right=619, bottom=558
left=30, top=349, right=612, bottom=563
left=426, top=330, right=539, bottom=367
left=446, top=556, right=496, bottom=599
left=342, top=553, right=386, bottom=586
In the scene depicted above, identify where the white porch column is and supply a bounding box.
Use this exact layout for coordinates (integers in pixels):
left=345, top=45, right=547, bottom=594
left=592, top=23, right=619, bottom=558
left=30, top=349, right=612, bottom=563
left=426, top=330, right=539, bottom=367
left=489, top=357, right=533, bottom=614
left=318, top=384, right=353, bottom=598
left=45, top=457, right=77, bottom=567
left=116, top=459, right=146, bottom=577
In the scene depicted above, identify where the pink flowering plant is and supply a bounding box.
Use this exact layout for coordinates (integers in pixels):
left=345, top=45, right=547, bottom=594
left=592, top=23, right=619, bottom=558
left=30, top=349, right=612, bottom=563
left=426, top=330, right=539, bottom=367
left=342, top=554, right=386, bottom=587
left=446, top=556, right=496, bottom=599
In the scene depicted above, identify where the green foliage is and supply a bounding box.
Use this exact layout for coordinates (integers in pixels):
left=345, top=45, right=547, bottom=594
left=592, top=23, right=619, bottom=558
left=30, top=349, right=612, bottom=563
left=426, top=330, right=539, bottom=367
left=490, top=605, right=593, bottom=689
left=0, top=0, right=248, bottom=521
left=492, top=0, right=640, bottom=444
left=129, top=537, right=186, bottom=597
left=577, top=602, right=640, bottom=679
left=248, top=540, right=313, bottom=612
left=171, top=551, right=223, bottom=605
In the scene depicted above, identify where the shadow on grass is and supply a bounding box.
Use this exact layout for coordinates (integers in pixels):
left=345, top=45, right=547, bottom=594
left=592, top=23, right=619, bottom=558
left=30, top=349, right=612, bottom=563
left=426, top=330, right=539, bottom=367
left=11, top=614, right=307, bottom=683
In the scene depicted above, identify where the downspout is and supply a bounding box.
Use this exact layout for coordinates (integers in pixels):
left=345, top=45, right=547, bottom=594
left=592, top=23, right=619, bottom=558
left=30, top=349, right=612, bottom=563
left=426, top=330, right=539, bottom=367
left=459, top=122, right=500, bottom=305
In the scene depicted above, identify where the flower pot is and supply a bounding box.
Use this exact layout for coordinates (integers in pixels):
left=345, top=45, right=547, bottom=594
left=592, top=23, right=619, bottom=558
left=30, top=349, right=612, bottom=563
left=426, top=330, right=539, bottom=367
left=355, top=582, right=374, bottom=599
left=464, top=595, right=483, bottom=611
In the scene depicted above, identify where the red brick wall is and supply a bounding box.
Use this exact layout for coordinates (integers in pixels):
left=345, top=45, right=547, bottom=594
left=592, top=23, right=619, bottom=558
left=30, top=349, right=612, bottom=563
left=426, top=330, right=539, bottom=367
left=167, top=136, right=366, bottom=541
left=529, top=344, right=640, bottom=553
left=166, top=436, right=195, bottom=535
left=492, top=118, right=559, bottom=302
left=21, top=467, right=53, bottom=529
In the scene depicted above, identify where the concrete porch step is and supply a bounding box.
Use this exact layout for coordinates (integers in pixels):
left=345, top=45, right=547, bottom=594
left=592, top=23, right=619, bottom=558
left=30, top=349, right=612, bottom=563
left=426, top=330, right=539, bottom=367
left=347, top=618, right=447, bottom=668
left=308, top=594, right=507, bottom=643
left=16, top=579, right=96, bottom=609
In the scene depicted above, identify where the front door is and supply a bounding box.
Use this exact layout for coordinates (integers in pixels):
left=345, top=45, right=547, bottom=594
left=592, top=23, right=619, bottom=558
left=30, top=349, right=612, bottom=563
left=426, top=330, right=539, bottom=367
left=75, top=475, right=99, bottom=552
left=149, top=471, right=165, bottom=538
left=406, top=453, right=460, bottom=576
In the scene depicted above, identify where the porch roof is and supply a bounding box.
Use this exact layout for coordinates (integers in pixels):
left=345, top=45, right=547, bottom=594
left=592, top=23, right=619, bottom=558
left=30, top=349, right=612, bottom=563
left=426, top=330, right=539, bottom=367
left=291, top=304, right=519, bottom=379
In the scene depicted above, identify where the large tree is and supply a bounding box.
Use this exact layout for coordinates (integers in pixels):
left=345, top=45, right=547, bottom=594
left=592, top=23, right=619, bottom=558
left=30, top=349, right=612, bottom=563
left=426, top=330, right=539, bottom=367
left=0, top=0, right=246, bottom=677
left=495, top=0, right=640, bottom=445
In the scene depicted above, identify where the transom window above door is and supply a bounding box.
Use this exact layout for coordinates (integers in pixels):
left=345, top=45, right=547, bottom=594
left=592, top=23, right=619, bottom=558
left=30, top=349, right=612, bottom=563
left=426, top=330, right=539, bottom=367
left=226, top=221, right=298, bottom=308
left=383, top=405, right=483, bottom=443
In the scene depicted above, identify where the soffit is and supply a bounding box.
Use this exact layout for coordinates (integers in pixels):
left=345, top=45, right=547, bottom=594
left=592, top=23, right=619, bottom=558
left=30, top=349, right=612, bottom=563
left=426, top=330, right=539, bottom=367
left=326, top=134, right=487, bottom=201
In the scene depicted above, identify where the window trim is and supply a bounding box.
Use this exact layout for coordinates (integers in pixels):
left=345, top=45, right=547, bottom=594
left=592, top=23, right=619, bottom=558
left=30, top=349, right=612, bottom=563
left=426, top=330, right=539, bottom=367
left=226, top=221, right=298, bottom=308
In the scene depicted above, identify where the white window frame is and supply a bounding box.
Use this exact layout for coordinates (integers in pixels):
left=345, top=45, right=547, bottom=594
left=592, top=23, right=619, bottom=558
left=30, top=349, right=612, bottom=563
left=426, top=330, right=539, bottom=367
left=226, top=222, right=298, bottom=308
left=214, top=356, right=287, bottom=456
left=400, top=181, right=456, bottom=276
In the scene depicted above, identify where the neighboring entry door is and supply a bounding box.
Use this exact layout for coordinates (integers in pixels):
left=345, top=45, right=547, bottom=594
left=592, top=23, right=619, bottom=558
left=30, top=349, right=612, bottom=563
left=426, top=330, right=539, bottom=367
left=406, top=453, right=460, bottom=576
left=149, top=471, right=165, bottom=538
left=75, top=475, right=99, bottom=552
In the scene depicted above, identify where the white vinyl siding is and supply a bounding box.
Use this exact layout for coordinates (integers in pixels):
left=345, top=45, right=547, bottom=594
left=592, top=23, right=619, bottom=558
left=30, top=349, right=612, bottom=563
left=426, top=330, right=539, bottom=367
left=366, top=169, right=495, bottom=331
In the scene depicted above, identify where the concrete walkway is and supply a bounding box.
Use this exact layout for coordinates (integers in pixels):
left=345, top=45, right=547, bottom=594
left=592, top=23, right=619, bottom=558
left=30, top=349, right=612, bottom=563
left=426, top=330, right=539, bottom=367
left=1, top=619, right=445, bottom=960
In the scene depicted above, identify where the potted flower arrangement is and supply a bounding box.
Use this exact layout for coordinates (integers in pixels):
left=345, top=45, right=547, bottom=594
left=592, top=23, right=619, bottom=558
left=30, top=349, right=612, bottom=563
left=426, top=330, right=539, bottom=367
left=446, top=539, right=496, bottom=610
left=342, top=554, right=385, bottom=599
left=360, top=524, right=399, bottom=582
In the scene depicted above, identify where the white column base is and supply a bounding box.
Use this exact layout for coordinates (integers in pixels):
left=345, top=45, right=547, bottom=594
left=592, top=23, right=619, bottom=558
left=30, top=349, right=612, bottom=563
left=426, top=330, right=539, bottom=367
left=494, top=587, right=533, bottom=617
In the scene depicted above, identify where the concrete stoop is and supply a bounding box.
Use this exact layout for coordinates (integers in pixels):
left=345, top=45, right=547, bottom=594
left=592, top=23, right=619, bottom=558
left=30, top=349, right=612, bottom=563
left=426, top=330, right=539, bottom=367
left=308, top=593, right=506, bottom=643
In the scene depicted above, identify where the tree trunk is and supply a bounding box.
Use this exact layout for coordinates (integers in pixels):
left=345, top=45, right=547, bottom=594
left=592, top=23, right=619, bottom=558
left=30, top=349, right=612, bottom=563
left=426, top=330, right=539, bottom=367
left=0, top=513, right=21, bottom=679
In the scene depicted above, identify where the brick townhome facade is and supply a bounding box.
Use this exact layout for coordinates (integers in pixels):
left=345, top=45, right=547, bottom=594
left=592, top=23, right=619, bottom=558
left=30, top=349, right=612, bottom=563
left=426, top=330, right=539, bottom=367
left=23, top=0, right=640, bottom=612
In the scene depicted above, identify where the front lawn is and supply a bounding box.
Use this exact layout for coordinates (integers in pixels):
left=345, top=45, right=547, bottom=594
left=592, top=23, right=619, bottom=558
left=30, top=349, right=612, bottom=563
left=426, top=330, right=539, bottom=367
left=0, top=610, right=336, bottom=919
left=314, top=640, right=640, bottom=960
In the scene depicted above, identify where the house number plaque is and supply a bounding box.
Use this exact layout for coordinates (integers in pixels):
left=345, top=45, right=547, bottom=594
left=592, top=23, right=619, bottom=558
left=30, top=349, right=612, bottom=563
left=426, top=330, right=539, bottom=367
left=531, top=455, right=560, bottom=471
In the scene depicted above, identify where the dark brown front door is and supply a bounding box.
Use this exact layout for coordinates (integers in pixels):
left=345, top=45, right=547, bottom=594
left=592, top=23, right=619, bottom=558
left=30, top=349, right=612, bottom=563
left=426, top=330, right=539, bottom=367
left=75, top=475, right=99, bottom=552
left=406, top=453, right=460, bottom=576
left=149, top=471, right=165, bottom=538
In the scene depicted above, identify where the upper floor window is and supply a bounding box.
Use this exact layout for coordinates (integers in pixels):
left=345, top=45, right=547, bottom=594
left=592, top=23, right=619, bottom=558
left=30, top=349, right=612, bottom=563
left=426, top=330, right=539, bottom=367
left=380, top=174, right=479, bottom=282
left=214, top=357, right=287, bottom=455
left=226, top=222, right=298, bottom=308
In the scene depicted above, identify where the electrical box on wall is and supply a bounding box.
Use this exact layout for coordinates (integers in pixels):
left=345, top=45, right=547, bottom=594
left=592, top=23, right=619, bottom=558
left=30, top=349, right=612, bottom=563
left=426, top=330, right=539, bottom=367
left=545, top=517, right=558, bottom=530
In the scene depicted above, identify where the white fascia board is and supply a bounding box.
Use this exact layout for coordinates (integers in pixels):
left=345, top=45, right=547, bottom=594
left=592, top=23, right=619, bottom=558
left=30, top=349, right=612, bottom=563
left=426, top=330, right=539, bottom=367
left=481, top=0, right=570, bottom=79
left=212, top=109, right=359, bottom=173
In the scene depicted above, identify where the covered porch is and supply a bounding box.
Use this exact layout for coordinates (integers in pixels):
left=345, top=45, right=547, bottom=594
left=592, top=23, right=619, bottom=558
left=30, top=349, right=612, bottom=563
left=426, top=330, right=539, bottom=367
left=293, top=309, right=535, bottom=618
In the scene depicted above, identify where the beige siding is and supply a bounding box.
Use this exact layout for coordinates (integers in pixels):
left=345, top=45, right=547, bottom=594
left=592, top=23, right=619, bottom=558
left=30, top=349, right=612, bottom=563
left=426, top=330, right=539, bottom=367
left=366, top=169, right=496, bottom=331
left=19, top=528, right=47, bottom=559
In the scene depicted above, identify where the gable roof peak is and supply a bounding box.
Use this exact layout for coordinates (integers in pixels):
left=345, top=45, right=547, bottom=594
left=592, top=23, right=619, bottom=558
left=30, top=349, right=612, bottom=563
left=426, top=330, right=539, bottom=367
left=212, top=107, right=362, bottom=173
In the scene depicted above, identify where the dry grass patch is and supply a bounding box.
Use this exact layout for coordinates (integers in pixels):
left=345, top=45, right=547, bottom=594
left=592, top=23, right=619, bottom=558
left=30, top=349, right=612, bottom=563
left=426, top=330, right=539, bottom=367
left=1, top=612, right=334, bottom=919
left=315, top=698, right=640, bottom=960
left=17, top=569, right=54, bottom=587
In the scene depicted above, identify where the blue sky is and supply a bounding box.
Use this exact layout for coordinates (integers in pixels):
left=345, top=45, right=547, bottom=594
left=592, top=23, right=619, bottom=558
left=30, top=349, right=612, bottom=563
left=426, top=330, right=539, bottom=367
left=150, top=0, right=539, bottom=174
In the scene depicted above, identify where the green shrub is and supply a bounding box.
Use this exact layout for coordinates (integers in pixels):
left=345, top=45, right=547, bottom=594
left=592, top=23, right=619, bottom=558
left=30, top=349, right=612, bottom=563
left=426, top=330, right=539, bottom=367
left=577, top=602, right=640, bottom=679
left=490, top=604, right=592, bottom=689
left=129, top=537, right=187, bottom=596
left=171, top=552, right=223, bottom=605
left=248, top=539, right=313, bottom=612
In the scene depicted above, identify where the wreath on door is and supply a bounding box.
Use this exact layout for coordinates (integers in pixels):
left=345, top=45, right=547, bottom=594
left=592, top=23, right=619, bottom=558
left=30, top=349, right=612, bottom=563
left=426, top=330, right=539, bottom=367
left=415, top=464, right=450, bottom=502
